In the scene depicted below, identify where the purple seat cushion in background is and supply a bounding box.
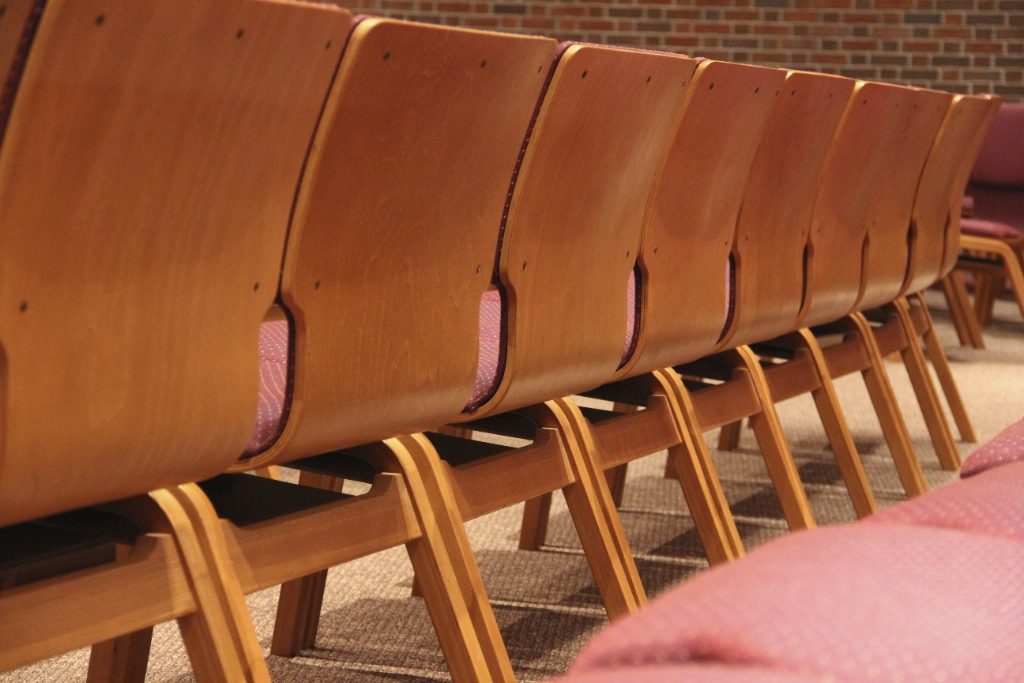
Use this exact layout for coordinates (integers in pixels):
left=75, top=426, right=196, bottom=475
left=960, top=217, right=1023, bottom=241
left=971, top=102, right=1024, bottom=189
left=868, top=461, right=1024, bottom=542
left=555, top=664, right=832, bottom=683
left=570, top=524, right=1024, bottom=682
left=244, top=319, right=290, bottom=456
left=961, top=416, right=1024, bottom=477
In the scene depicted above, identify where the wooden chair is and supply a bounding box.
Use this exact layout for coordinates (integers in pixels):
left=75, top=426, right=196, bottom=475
left=244, top=41, right=705, bottom=675
left=950, top=101, right=1024, bottom=329
left=0, top=0, right=347, bottom=679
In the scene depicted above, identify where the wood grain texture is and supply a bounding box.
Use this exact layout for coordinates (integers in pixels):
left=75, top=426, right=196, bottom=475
left=627, top=60, right=787, bottom=376
left=0, top=0, right=347, bottom=527
left=267, top=19, right=555, bottom=462
left=801, top=82, right=921, bottom=328
left=906, top=95, right=999, bottom=294
left=0, top=0, right=37, bottom=96
left=856, top=87, right=951, bottom=312
left=473, top=46, right=699, bottom=415
left=722, top=71, right=855, bottom=349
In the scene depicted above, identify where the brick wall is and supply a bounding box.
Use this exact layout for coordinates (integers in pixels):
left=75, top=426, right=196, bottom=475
left=330, top=0, right=1024, bottom=98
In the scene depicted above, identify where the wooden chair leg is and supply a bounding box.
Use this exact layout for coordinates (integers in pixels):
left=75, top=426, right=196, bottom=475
left=716, top=420, right=743, bottom=451
left=391, top=434, right=515, bottom=682
left=87, top=627, right=153, bottom=683
left=941, top=271, right=985, bottom=349
left=606, top=464, right=628, bottom=508
left=542, top=398, right=647, bottom=617
left=152, top=486, right=272, bottom=683
left=888, top=300, right=961, bottom=471
left=843, top=313, right=928, bottom=498
left=911, top=293, right=977, bottom=443
left=518, top=493, right=553, bottom=551
left=789, top=329, right=876, bottom=518
left=973, top=273, right=999, bottom=326
left=270, top=471, right=347, bottom=655
left=651, top=369, right=744, bottom=563
left=731, top=346, right=816, bottom=531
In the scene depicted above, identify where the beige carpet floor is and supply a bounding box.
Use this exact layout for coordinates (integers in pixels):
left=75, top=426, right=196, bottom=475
left=3, top=291, right=1022, bottom=682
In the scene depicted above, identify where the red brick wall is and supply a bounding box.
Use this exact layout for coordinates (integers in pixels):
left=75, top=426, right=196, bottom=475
left=330, top=0, right=1024, bottom=98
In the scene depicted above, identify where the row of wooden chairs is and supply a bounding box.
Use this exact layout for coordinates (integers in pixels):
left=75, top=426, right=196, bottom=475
left=0, top=1, right=998, bottom=681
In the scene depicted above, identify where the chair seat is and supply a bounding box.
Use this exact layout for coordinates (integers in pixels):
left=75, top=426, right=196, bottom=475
left=570, top=524, right=1024, bottom=681
left=869, top=461, right=1024, bottom=542
left=466, top=275, right=638, bottom=410
left=961, top=417, right=1024, bottom=477
left=960, top=217, right=1022, bottom=241
left=555, top=664, right=830, bottom=683
left=245, top=319, right=290, bottom=456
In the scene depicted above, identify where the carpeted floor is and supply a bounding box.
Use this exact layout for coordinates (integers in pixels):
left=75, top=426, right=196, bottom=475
left=3, top=291, right=1022, bottom=682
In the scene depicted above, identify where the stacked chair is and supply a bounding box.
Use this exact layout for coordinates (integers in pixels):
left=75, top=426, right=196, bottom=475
left=0, top=0, right=1009, bottom=681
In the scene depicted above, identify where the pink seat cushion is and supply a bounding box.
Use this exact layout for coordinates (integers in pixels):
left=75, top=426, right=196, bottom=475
left=572, top=524, right=1024, bottom=681
left=555, top=664, right=829, bottom=683
left=971, top=102, right=1024, bottom=188
left=868, top=461, right=1024, bottom=542
left=466, top=274, right=639, bottom=410
left=961, top=416, right=1024, bottom=477
left=244, top=319, right=290, bottom=456
left=961, top=217, right=1023, bottom=240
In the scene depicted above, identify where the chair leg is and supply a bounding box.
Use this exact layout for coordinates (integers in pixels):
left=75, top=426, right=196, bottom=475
left=87, top=627, right=153, bottom=683
left=540, top=398, right=647, bottom=617
left=518, top=493, right=554, bottom=551
left=730, top=346, right=817, bottom=531
left=887, top=299, right=961, bottom=471
left=941, top=272, right=985, bottom=349
left=842, top=313, right=928, bottom=498
left=788, top=329, right=876, bottom=518
left=390, top=434, right=515, bottom=682
left=911, top=293, right=977, bottom=443
left=716, top=420, right=743, bottom=451
left=269, top=471, right=347, bottom=655
left=152, top=486, right=272, bottom=683
left=973, top=273, right=999, bottom=326
left=651, top=369, right=744, bottom=563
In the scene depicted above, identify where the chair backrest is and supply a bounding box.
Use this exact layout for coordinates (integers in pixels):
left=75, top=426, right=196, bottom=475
left=722, top=70, right=855, bottom=350
left=0, top=0, right=348, bottom=527
left=624, top=60, right=786, bottom=377
left=854, top=86, right=950, bottom=312
left=470, top=45, right=699, bottom=415
left=263, top=19, right=555, bottom=462
left=970, top=101, right=1024, bottom=188
left=801, top=82, right=923, bottom=328
left=905, top=94, right=1000, bottom=294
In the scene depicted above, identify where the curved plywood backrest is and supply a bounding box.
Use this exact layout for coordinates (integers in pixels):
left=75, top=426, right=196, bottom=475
left=625, top=60, right=786, bottom=377
left=906, top=94, right=998, bottom=294
left=470, top=45, right=698, bottom=415
left=856, top=86, right=950, bottom=312
left=270, top=19, right=555, bottom=461
left=723, top=70, right=855, bottom=349
left=0, top=0, right=348, bottom=527
left=938, top=94, right=1001, bottom=278
left=802, top=82, right=921, bottom=328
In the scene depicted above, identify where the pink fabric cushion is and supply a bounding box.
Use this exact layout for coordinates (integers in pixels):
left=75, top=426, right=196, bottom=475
left=961, top=416, right=1024, bottom=477
left=868, top=461, right=1024, bottom=542
left=572, top=524, right=1024, bottom=681
left=962, top=193, right=975, bottom=215
left=971, top=102, right=1024, bottom=188
left=555, top=664, right=829, bottom=683
left=244, top=319, right=290, bottom=456
left=960, top=217, right=1023, bottom=240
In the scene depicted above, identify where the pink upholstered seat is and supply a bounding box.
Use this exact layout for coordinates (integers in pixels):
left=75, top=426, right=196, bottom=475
left=555, top=664, right=829, bottom=683
left=971, top=102, right=1024, bottom=189
left=466, top=274, right=638, bottom=411
left=570, top=524, right=1024, bottom=682
left=869, top=461, right=1024, bottom=542
left=244, top=318, right=290, bottom=456
left=960, top=217, right=1023, bottom=241
left=961, top=416, right=1024, bottom=477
